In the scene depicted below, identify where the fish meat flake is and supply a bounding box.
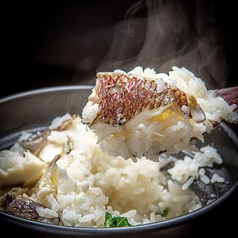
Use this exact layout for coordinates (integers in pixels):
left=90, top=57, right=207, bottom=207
left=88, top=72, right=205, bottom=127
left=82, top=66, right=238, bottom=160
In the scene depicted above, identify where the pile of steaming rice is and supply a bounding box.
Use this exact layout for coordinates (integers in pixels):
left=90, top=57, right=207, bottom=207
left=82, top=66, right=238, bottom=160
left=0, top=113, right=227, bottom=227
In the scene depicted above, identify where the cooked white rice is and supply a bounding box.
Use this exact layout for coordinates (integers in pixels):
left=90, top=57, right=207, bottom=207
left=82, top=66, right=238, bottom=160
left=0, top=113, right=228, bottom=227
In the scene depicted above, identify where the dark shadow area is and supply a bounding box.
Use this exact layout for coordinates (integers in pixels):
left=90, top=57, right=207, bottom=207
left=2, top=0, right=237, bottom=98
left=2, top=0, right=140, bottom=97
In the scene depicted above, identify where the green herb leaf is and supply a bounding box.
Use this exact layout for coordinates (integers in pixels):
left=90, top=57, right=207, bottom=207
left=104, top=212, right=132, bottom=227
left=156, top=207, right=169, bottom=217
left=66, top=143, right=72, bottom=154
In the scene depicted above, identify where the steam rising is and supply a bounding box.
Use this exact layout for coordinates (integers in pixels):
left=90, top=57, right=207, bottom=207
left=97, top=0, right=228, bottom=89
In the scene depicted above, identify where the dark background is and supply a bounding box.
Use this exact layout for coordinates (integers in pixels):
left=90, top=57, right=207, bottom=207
left=1, top=0, right=238, bottom=236
left=2, top=0, right=237, bottom=98
left=2, top=0, right=141, bottom=98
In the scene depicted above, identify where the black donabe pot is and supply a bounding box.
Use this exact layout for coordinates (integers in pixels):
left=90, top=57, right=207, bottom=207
left=0, top=86, right=238, bottom=237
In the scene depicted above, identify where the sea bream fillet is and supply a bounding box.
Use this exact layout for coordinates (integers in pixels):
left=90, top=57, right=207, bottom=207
left=82, top=66, right=238, bottom=160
